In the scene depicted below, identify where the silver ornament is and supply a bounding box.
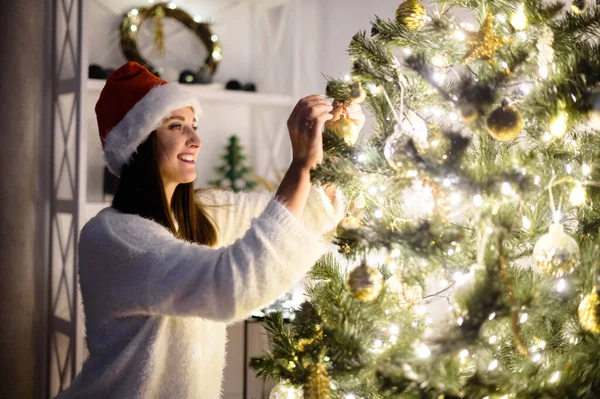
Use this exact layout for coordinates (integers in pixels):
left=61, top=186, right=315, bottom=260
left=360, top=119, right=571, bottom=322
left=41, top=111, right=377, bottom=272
left=588, top=90, right=600, bottom=130
left=532, top=223, right=580, bottom=278
left=269, top=382, right=303, bottom=399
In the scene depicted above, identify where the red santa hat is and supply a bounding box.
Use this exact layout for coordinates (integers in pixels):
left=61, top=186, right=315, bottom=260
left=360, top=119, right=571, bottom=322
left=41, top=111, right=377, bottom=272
left=95, top=61, right=202, bottom=176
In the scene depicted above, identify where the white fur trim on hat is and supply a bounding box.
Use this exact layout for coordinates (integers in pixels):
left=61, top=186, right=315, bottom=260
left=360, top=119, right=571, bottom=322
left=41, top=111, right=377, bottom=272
left=103, top=83, right=202, bottom=177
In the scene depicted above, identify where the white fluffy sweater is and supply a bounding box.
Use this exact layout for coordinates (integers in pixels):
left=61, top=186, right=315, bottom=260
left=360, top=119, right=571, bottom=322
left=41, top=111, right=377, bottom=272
left=55, top=186, right=345, bottom=399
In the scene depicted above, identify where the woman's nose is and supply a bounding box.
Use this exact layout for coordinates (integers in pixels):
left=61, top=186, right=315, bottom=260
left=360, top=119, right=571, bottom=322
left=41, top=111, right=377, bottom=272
left=187, top=129, right=201, bottom=148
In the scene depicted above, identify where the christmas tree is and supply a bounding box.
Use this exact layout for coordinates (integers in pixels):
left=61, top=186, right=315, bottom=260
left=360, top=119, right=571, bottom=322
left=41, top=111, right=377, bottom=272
left=210, top=135, right=257, bottom=192
left=251, top=0, right=600, bottom=398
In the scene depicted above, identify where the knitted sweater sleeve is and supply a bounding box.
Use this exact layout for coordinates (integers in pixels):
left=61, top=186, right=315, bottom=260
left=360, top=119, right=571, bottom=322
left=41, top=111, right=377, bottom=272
left=197, top=186, right=345, bottom=245
left=79, top=199, right=332, bottom=324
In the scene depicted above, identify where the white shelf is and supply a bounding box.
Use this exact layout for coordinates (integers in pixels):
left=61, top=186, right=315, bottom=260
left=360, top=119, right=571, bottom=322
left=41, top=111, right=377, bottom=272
left=87, top=79, right=295, bottom=107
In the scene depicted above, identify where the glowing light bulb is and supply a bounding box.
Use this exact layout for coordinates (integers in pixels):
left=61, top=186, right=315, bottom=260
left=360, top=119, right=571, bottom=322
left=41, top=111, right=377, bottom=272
left=167, top=2, right=177, bottom=9
left=344, top=75, right=352, bottom=82
left=389, top=325, right=400, bottom=335
left=416, top=343, right=431, bottom=358
left=539, top=65, right=549, bottom=78
left=454, top=30, right=466, bottom=40
left=489, top=335, right=498, bottom=344
left=194, top=15, right=203, bottom=22
left=522, top=216, right=531, bottom=230
left=549, top=371, right=560, bottom=383
left=510, top=5, right=527, bottom=30
left=520, top=313, right=528, bottom=324
left=570, top=182, right=586, bottom=206
left=489, top=312, right=496, bottom=320
left=501, top=182, right=512, bottom=195
left=473, top=194, right=483, bottom=207
left=130, top=25, right=138, bottom=32
left=130, top=8, right=139, bottom=16
left=457, top=316, right=464, bottom=326
left=374, top=209, right=384, bottom=218
left=459, top=349, right=469, bottom=359
left=557, top=278, right=566, bottom=292
left=582, top=164, right=591, bottom=176
left=532, top=353, right=542, bottom=362
left=549, top=112, right=568, bottom=138
left=488, top=359, right=499, bottom=371
left=357, top=153, right=367, bottom=163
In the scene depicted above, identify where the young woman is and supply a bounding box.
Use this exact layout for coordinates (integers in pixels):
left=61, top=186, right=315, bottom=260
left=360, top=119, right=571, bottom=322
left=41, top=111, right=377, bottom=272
left=55, top=62, right=365, bottom=398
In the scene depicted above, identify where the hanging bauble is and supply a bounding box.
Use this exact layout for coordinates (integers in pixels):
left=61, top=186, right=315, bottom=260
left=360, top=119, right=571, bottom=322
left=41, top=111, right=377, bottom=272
left=459, top=102, right=479, bottom=122
left=578, top=289, right=600, bottom=334
left=350, top=82, right=367, bottom=104
left=328, top=115, right=360, bottom=146
left=571, top=0, right=587, bottom=14
left=587, top=89, right=600, bottom=130
left=336, top=216, right=362, bottom=237
left=346, top=263, right=384, bottom=301
left=399, top=110, right=429, bottom=151
left=385, top=275, right=423, bottom=308
left=303, top=363, right=331, bottom=399
left=270, top=382, right=304, bottom=399
left=384, top=112, right=428, bottom=169
left=486, top=103, right=523, bottom=142
left=395, top=0, right=427, bottom=31
left=532, top=223, right=580, bottom=278
left=462, top=13, right=514, bottom=65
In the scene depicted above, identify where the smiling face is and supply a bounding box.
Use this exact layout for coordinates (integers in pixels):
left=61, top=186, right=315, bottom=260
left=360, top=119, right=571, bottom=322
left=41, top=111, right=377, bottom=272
left=155, top=106, right=200, bottom=191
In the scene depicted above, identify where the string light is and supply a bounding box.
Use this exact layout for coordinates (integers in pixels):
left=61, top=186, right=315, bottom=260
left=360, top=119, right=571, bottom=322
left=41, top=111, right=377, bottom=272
left=357, top=153, right=367, bottom=163
left=549, top=371, right=560, bottom=383
left=130, top=25, right=138, bottom=32
left=522, top=216, right=531, bottom=230
left=539, top=65, right=549, bottom=78
left=389, top=325, right=400, bottom=335
left=130, top=8, right=139, bottom=16
left=374, top=209, right=384, bottom=218
left=194, top=15, right=203, bottom=22
left=489, top=335, right=498, bottom=344
left=520, top=313, right=528, bottom=324
left=582, top=164, right=592, bottom=176
left=488, top=359, right=499, bottom=371
left=457, top=316, right=464, bottom=326
left=549, top=111, right=568, bottom=138
left=454, top=30, right=466, bottom=40
left=416, top=343, right=431, bottom=358
left=345, top=394, right=356, bottom=399
left=557, top=278, right=567, bottom=292
left=501, top=182, right=512, bottom=195
left=570, top=182, right=586, bottom=206
left=459, top=349, right=469, bottom=359
left=473, top=194, right=483, bottom=207
left=489, top=312, right=496, bottom=320
left=510, top=4, right=528, bottom=30
left=532, top=353, right=542, bottom=362
left=167, top=2, right=177, bottom=9
left=403, top=48, right=413, bottom=55
left=344, top=75, right=352, bottom=82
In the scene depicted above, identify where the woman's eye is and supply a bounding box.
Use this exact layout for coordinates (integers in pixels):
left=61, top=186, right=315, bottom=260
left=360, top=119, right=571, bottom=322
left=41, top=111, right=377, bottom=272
left=192, top=126, right=198, bottom=131
left=170, top=124, right=183, bottom=130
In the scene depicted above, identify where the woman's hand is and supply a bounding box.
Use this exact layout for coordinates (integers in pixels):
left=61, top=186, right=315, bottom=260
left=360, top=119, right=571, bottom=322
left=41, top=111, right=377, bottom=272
left=287, top=95, right=334, bottom=170
left=324, top=101, right=366, bottom=134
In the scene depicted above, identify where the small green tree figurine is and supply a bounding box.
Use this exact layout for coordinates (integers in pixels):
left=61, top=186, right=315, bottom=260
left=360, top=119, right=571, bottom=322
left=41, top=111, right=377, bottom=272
left=210, top=135, right=257, bottom=192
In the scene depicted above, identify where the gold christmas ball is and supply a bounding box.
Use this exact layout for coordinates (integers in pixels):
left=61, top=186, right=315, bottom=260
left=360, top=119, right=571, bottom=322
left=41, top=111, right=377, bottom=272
left=578, top=289, right=600, bottom=334
left=395, top=0, right=427, bottom=31
left=270, top=382, right=303, bottom=399
left=571, top=0, right=586, bottom=14
left=533, top=223, right=580, bottom=278
left=346, top=264, right=384, bottom=301
left=459, top=103, right=479, bottom=122
left=486, top=104, right=523, bottom=142
left=328, top=115, right=359, bottom=146
left=304, top=363, right=331, bottom=399
left=336, top=216, right=362, bottom=237
left=350, top=82, right=367, bottom=104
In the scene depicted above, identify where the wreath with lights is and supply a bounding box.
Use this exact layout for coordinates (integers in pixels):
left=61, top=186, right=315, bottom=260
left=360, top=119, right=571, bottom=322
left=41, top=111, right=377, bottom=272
left=119, top=2, right=222, bottom=77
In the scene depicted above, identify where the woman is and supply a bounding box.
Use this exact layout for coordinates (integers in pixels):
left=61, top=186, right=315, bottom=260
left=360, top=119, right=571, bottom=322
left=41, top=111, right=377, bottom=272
left=55, top=62, right=365, bottom=398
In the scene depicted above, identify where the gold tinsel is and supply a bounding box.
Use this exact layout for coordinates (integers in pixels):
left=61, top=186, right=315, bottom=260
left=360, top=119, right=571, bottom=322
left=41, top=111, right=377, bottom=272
left=462, top=13, right=513, bottom=64
left=303, top=363, right=331, bottom=399
left=486, top=104, right=523, bottom=142
left=346, top=263, right=384, bottom=301
left=153, top=6, right=166, bottom=58
left=395, top=0, right=427, bottom=31
left=578, top=289, right=600, bottom=334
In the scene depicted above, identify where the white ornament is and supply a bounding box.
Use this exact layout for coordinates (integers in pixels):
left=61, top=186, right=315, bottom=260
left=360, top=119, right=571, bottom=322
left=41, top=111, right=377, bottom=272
left=398, top=110, right=429, bottom=151
left=269, top=382, right=303, bottom=399
left=532, top=223, right=580, bottom=278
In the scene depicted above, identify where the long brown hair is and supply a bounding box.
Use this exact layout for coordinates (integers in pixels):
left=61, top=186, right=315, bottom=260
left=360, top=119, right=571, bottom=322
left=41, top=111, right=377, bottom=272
left=112, top=131, right=217, bottom=247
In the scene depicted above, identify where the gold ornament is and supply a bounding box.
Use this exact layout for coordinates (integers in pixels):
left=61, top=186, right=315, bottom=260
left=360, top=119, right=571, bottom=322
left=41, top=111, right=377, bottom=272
left=346, top=263, right=384, bottom=301
left=396, top=0, right=427, bottom=31
left=459, top=102, right=479, bottom=122
left=328, top=115, right=359, bottom=146
left=579, top=289, right=600, bottom=334
left=486, top=103, right=523, bottom=141
left=462, top=13, right=514, bottom=64
left=336, top=216, right=362, bottom=237
left=303, top=363, right=331, bottom=399
left=350, top=82, right=367, bottom=104
left=533, top=223, right=580, bottom=278
left=270, top=382, right=303, bottom=399
left=571, top=0, right=586, bottom=14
